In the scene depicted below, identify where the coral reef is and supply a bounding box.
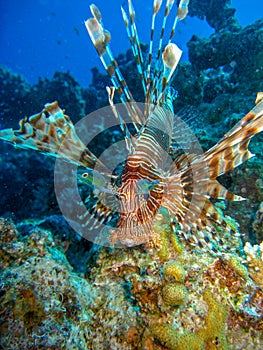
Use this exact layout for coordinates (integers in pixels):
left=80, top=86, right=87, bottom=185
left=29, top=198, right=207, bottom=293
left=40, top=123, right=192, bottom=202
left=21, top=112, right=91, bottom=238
left=0, top=66, right=31, bottom=129
left=188, top=20, right=263, bottom=72
left=1, top=210, right=263, bottom=349
left=150, top=288, right=229, bottom=350
left=0, top=219, right=94, bottom=349
left=29, top=72, right=86, bottom=124
left=0, top=142, right=57, bottom=221
left=252, top=202, right=263, bottom=242
left=163, top=261, right=186, bottom=282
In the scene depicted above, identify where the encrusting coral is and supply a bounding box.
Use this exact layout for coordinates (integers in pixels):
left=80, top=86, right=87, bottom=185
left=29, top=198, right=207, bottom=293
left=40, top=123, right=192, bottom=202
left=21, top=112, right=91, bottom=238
left=0, top=219, right=95, bottom=349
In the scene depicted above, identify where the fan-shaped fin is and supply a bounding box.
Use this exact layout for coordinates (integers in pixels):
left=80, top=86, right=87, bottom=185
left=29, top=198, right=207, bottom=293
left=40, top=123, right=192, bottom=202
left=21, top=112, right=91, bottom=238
left=0, top=102, right=108, bottom=172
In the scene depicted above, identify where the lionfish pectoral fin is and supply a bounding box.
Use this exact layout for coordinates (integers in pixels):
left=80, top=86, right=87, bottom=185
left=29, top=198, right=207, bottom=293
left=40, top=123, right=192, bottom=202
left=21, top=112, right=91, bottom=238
left=0, top=101, right=107, bottom=171
left=163, top=178, right=240, bottom=254
left=77, top=191, right=118, bottom=234
left=162, top=95, right=263, bottom=253
left=204, top=95, right=263, bottom=179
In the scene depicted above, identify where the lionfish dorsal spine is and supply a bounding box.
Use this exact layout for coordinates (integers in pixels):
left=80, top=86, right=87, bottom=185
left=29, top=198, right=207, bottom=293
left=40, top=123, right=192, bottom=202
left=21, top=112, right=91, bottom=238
left=106, top=86, right=135, bottom=154
left=169, top=0, right=189, bottom=43
left=145, top=1, right=161, bottom=107
left=149, top=0, right=175, bottom=104
left=156, top=0, right=175, bottom=62
left=145, top=0, right=187, bottom=107
left=86, top=1, right=189, bottom=119
left=85, top=6, right=144, bottom=127
left=121, top=1, right=147, bottom=95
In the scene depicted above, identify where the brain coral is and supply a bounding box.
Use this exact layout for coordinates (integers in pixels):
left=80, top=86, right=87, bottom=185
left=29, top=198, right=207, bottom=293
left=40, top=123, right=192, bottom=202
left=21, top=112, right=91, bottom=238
left=162, top=283, right=188, bottom=306
left=163, top=261, right=186, bottom=282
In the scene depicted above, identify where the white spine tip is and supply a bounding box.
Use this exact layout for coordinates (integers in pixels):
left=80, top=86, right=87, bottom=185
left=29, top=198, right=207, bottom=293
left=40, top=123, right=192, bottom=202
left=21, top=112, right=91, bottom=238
left=162, top=43, right=182, bottom=69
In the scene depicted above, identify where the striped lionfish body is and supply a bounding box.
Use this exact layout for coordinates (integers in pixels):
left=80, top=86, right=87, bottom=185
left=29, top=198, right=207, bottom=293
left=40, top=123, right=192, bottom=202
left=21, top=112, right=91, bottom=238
left=0, top=0, right=263, bottom=252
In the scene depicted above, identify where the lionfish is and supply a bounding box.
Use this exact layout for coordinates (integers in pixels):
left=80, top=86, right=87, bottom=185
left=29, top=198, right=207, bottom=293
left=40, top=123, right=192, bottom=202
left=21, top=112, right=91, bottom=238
left=0, top=0, right=263, bottom=252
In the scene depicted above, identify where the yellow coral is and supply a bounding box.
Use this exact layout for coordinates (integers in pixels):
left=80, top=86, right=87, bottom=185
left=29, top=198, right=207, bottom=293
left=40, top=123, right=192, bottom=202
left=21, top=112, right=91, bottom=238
left=150, top=324, right=205, bottom=350
left=228, top=255, right=248, bottom=279
left=170, top=231, right=185, bottom=255
left=177, top=331, right=205, bottom=350
left=152, top=209, right=172, bottom=261
left=163, top=261, right=186, bottom=282
left=197, top=289, right=228, bottom=350
left=152, top=209, right=185, bottom=260
left=151, top=288, right=229, bottom=350
left=150, top=324, right=178, bottom=349
left=162, top=283, right=188, bottom=306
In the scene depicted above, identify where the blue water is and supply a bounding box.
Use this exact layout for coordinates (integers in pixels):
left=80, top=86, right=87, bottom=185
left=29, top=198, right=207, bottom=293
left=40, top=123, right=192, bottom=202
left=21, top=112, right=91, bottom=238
left=0, top=0, right=262, bottom=87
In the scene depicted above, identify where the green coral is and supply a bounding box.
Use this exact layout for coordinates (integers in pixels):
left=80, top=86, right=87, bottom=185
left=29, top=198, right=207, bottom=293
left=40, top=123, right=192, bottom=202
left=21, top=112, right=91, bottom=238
left=170, top=232, right=185, bottom=255
left=153, top=208, right=185, bottom=260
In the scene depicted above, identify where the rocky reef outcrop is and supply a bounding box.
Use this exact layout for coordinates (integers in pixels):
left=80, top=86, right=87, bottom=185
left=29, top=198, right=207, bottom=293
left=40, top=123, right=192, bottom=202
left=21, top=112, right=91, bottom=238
left=188, top=0, right=239, bottom=31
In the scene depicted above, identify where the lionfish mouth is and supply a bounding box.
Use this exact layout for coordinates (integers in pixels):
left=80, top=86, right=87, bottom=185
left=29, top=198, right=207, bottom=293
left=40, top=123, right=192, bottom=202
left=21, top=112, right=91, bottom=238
left=0, top=0, right=263, bottom=253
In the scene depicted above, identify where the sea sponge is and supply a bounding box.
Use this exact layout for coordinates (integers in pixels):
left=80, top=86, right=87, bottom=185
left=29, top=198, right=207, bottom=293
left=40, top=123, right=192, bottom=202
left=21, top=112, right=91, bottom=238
left=162, top=283, right=188, bottom=306
left=163, top=261, right=186, bottom=282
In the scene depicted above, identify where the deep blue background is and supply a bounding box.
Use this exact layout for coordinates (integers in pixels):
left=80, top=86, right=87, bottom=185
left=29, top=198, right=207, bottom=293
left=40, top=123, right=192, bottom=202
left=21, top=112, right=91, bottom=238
left=0, top=0, right=262, bottom=87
